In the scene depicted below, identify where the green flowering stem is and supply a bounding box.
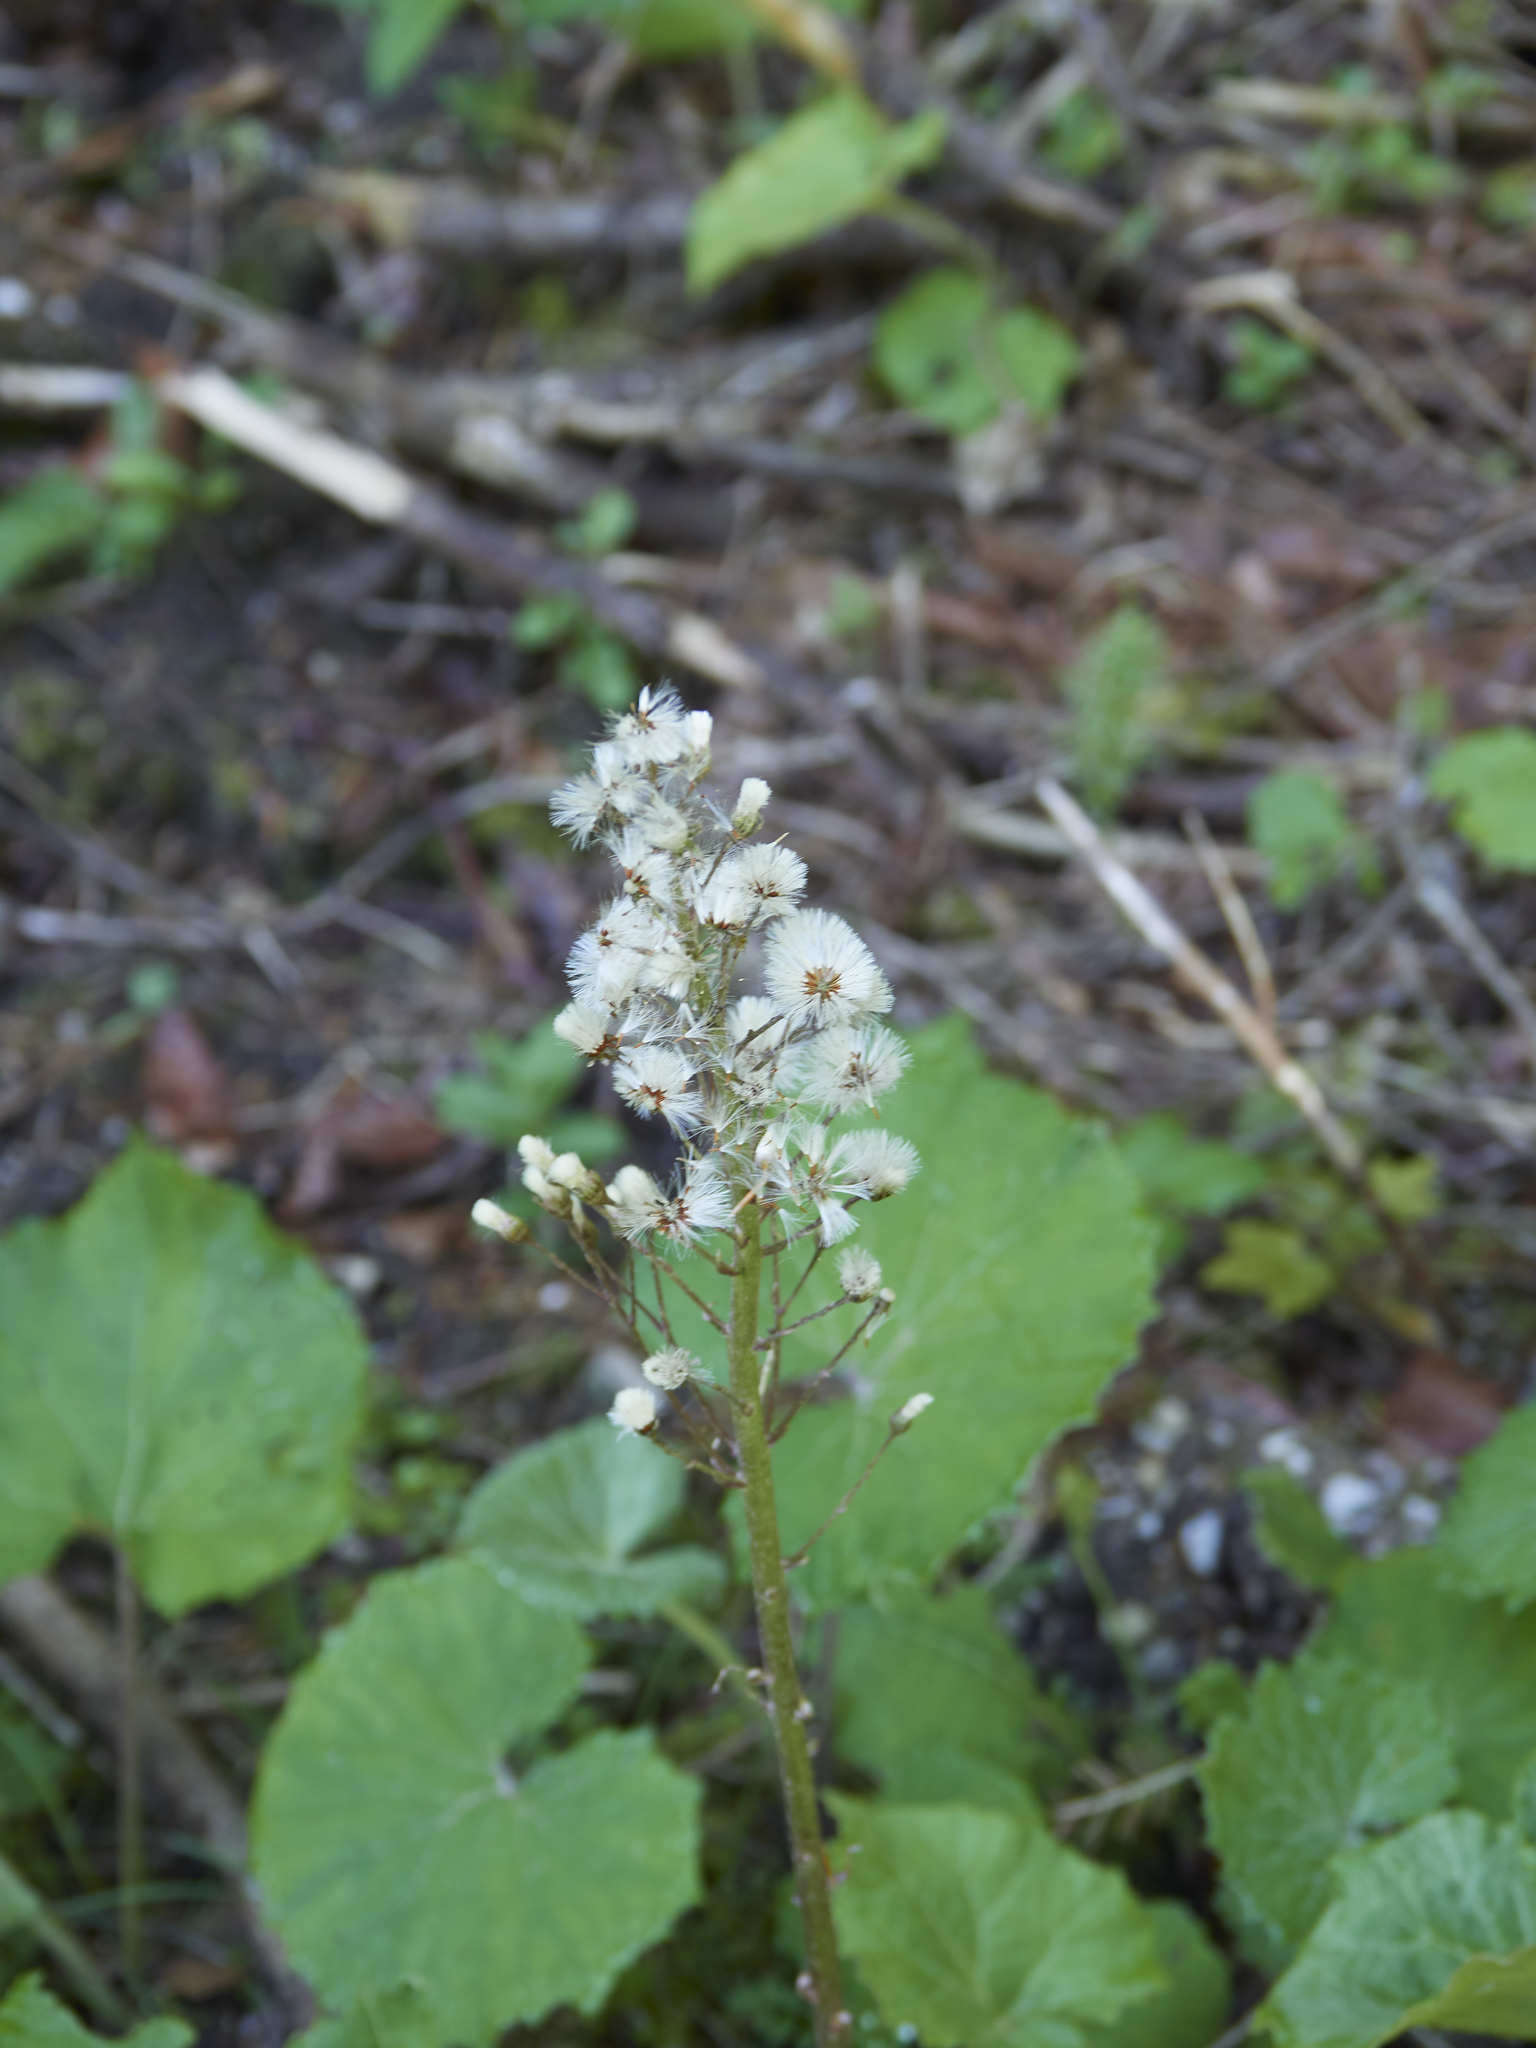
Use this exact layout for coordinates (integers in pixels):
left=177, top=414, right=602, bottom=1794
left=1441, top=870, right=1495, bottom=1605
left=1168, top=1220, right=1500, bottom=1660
left=728, top=1199, right=848, bottom=2048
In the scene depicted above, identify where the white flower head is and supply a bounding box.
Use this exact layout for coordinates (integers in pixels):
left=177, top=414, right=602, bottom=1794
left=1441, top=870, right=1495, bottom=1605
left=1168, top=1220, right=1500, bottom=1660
left=729, top=843, right=806, bottom=925
left=553, top=1002, right=623, bottom=1060
left=633, top=793, right=692, bottom=853
left=605, top=1163, right=662, bottom=1238
left=650, top=1155, right=733, bottom=1249
left=642, top=1346, right=697, bottom=1390
left=732, top=777, right=771, bottom=833
left=609, top=1385, right=659, bottom=1434
left=831, top=1129, right=919, bottom=1199
left=613, top=684, right=691, bottom=767
left=796, top=1023, right=908, bottom=1115
left=613, top=1044, right=703, bottom=1133
left=611, top=829, right=677, bottom=911
left=565, top=898, right=667, bottom=1011
left=837, top=1247, right=883, bottom=1300
left=517, top=1134, right=557, bottom=1172
left=694, top=869, right=753, bottom=932
left=780, top=1123, right=859, bottom=1245
left=764, top=910, right=890, bottom=1026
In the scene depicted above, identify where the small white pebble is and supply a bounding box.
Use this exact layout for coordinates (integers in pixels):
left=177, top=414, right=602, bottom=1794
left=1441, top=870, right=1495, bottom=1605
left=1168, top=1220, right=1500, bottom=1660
left=1258, top=1427, right=1314, bottom=1479
left=328, top=1254, right=381, bottom=1298
left=1141, top=1639, right=1184, bottom=1685
left=537, top=1281, right=571, bottom=1312
left=1134, top=1509, right=1164, bottom=1541
left=0, top=277, right=35, bottom=319
left=1134, top=1396, right=1192, bottom=1454
left=1104, top=1602, right=1155, bottom=1649
left=1320, top=1471, right=1382, bottom=1536
left=1401, top=1494, right=1441, bottom=1537
left=1178, top=1508, right=1225, bottom=1577
left=1207, top=1417, right=1236, bottom=1449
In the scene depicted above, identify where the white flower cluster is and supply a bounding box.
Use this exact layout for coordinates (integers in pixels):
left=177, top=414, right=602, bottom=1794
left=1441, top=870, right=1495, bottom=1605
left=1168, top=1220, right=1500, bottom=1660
left=521, top=686, right=918, bottom=1254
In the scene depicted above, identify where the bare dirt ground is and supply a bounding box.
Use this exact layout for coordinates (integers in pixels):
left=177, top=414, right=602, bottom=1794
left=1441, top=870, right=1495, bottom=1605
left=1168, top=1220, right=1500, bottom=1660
left=3, top=2, right=1535, bottom=2040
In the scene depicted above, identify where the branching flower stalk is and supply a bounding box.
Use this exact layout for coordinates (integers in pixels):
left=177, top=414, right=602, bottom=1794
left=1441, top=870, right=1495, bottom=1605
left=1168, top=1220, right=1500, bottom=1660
left=472, top=687, right=929, bottom=2048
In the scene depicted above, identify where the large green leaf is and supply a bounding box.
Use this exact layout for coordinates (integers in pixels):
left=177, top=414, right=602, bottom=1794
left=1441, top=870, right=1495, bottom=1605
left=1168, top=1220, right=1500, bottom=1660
left=0, top=1141, right=367, bottom=1615
left=456, top=1416, right=725, bottom=1617
left=1201, top=1648, right=1457, bottom=1971
left=1084, top=1901, right=1230, bottom=2048
left=1429, top=726, right=1536, bottom=871
left=763, top=1016, right=1155, bottom=1610
left=827, top=1797, right=1165, bottom=2047
left=251, top=1559, right=700, bottom=2045
left=1260, top=1810, right=1536, bottom=2048
left=833, top=1585, right=1085, bottom=1808
left=286, top=1983, right=444, bottom=2048
left=686, top=93, right=945, bottom=293
left=0, top=1977, right=188, bottom=2048
left=1435, top=1401, right=1536, bottom=1610
left=1313, top=1546, right=1536, bottom=1816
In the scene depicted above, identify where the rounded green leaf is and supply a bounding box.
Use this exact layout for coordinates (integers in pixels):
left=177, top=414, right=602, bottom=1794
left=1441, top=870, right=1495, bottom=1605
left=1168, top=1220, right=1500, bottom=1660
left=456, top=1416, right=725, bottom=1617
left=835, top=1586, right=1085, bottom=1803
left=764, top=1017, right=1156, bottom=1610
left=874, top=269, right=998, bottom=434
left=1429, top=727, right=1536, bottom=871
left=1260, top=1810, right=1536, bottom=2048
left=991, top=305, right=1081, bottom=420
left=1314, top=1545, right=1536, bottom=1817
left=828, top=1796, right=1166, bottom=2046
left=0, top=1976, right=189, bottom=2048
left=1201, top=1647, right=1457, bottom=1971
left=0, top=1141, right=367, bottom=1614
left=1436, top=1402, right=1536, bottom=1611
left=1086, top=1901, right=1230, bottom=2048
left=252, top=1559, right=700, bottom=2044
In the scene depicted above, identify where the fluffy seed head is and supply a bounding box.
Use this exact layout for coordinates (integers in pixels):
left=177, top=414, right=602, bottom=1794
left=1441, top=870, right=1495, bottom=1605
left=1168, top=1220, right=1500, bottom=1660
left=612, top=1045, right=702, bottom=1132
left=763, top=909, right=890, bottom=1026
left=609, top=1386, right=658, bottom=1434
left=837, top=1247, right=883, bottom=1300
left=797, top=1023, right=909, bottom=1114
left=642, top=1347, right=697, bottom=1390
left=831, top=1129, right=919, bottom=1198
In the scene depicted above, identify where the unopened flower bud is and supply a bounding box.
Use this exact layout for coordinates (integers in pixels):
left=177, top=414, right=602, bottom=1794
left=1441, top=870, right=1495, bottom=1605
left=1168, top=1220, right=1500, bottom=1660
left=891, top=1392, right=934, bottom=1434
left=837, top=1247, right=883, bottom=1301
left=517, top=1134, right=557, bottom=1173
left=609, top=1385, right=659, bottom=1435
left=521, top=1164, right=570, bottom=1216
left=470, top=1198, right=529, bottom=1244
left=732, top=776, right=771, bottom=833
left=642, top=1346, right=697, bottom=1390
left=684, top=709, right=713, bottom=757
left=549, top=1152, right=603, bottom=1199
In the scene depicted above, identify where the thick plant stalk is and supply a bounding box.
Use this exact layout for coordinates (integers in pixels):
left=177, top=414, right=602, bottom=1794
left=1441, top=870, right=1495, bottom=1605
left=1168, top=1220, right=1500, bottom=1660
left=727, top=1201, right=848, bottom=2047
